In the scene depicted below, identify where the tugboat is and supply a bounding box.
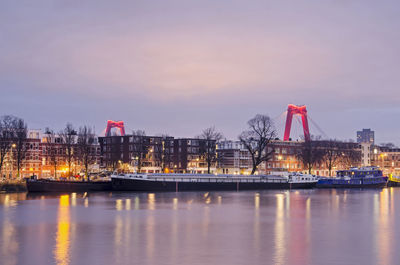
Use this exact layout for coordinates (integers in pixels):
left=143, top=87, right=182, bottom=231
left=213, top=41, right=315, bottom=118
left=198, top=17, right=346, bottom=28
left=317, top=166, right=387, bottom=188
left=25, top=175, right=112, bottom=192
left=111, top=172, right=318, bottom=192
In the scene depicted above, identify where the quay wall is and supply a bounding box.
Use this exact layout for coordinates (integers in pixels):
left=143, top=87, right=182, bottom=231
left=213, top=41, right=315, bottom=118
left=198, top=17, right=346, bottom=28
left=0, top=180, right=27, bottom=192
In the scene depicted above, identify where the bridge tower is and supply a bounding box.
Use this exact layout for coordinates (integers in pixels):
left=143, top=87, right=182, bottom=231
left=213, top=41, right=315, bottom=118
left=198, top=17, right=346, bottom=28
left=283, top=104, right=310, bottom=141
left=105, top=120, right=126, bottom=137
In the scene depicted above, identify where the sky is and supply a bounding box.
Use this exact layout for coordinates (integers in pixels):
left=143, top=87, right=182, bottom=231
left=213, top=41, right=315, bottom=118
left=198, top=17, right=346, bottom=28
left=1, top=0, right=400, bottom=144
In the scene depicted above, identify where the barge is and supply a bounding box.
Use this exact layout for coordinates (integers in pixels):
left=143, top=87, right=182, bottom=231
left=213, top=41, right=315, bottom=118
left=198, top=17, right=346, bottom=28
left=26, top=178, right=112, bottom=192
left=317, top=167, right=387, bottom=188
left=111, top=172, right=318, bottom=192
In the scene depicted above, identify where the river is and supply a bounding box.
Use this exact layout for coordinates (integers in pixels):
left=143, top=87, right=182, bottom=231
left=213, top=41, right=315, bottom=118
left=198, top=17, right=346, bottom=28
left=0, top=188, right=398, bottom=265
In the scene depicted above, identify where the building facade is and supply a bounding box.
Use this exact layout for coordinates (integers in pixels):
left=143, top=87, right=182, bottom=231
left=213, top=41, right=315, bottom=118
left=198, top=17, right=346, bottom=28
left=1, top=130, right=101, bottom=180
left=99, top=135, right=216, bottom=174
left=369, top=145, right=400, bottom=176
left=217, top=140, right=252, bottom=174
left=357, top=129, right=375, bottom=145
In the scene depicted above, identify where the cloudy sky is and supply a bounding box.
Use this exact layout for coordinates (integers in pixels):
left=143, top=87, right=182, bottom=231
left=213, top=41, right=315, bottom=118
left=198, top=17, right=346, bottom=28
left=1, top=0, right=399, bottom=144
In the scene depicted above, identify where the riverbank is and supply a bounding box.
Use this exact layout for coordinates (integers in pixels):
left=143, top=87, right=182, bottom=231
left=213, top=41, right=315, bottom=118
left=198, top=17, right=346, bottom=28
left=0, top=180, right=27, bottom=192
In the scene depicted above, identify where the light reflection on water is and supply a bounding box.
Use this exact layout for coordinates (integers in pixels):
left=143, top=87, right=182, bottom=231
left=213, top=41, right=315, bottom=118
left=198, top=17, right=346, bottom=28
left=1, top=194, right=19, bottom=265
left=274, top=193, right=285, bottom=265
left=374, top=189, right=391, bottom=265
left=54, top=195, right=70, bottom=265
left=0, top=189, right=399, bottom=265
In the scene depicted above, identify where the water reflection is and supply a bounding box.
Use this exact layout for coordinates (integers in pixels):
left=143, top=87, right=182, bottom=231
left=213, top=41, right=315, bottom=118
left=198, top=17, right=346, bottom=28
left=171, top=197, right=178, bottom=265
left=54, top=195, right=70, bottom=265
left=146, top=210, right=155, bottom=264
left=202, top=205, right=210, bottom=238
left=71, top=193, right=77, bottom=207
left=274, top=193, right=285, bottom=265
left=148, top=193, right=155, bottom=210
left=125, top=199, right=131, bottom=210
left=173, top=197, right=178, bottom=210
left=115, top=199, right=123, bottom=211
left=374, top=189, right=392, bottom=265
left=253, top=193, right=260, bottom=254
left=134, top=196, right=140, bottom=210
left=254, top=193, right=260, bottom=209
left=0, top=193, right=25, bottom=205
left=1, top=190, right=400, bottom=265
left=1, top=195, right=19, bottom=265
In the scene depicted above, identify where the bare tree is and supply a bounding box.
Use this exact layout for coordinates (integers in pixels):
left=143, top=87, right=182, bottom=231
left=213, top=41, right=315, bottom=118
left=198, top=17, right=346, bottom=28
left=321, top=140, right=363, bottom=176
left=339, top=143, right=361, bottom=169
left=380, top=142, right=396, bottom=149
left=200, top=126, right=223, bottom=174
left=131, top=130, right=148, bottom=173
left=59, top=123, right=77, bottom=177
left=0, top=116, right=16, bottom=179
left=77, top=126, right=96, bottom=181
left=239, top=114, right=276, bottom=175
left=297, top=140, right=325, bottom=174
left=44, top=128, right=61, bottom=179
left=13, top=117, right=28, bottom=179
left=321, top=140, right=341, bottom=176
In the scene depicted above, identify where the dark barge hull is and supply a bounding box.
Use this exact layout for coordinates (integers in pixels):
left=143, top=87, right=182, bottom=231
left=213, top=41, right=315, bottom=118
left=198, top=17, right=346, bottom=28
left=111, top=178, right=316, bottom=192
left=26, top=179, right=112, bottom=192
left=387, top=180, right=400, bottom=187
left=316, top=183, right=387, bottom=189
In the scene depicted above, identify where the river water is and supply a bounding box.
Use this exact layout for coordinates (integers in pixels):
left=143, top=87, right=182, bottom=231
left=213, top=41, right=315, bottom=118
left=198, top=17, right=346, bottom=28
left=0, top=188, right=398, bottom=265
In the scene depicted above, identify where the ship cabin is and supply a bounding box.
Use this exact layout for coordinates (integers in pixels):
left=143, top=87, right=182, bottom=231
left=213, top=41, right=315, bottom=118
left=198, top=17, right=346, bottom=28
left=336, top=167, right=383, bottom=179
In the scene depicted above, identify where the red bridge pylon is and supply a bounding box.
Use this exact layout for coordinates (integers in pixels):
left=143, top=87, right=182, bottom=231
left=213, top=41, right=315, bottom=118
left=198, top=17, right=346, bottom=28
left=105, top=120, right=126, bottom=137
left=283, top=104, right=310, bottom=141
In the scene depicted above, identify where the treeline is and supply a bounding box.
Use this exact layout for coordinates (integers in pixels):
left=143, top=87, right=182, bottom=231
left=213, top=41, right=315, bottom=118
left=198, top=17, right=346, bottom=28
left=0, top=115, right=27, bottom=179
left=297, top=139, right=361, bottom=176
left=43, top=123, right=97, bottom=180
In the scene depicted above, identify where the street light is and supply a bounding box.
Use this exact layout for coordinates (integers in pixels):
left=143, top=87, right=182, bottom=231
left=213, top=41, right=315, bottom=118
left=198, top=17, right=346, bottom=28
left=9, top=143, right=16, bottom=179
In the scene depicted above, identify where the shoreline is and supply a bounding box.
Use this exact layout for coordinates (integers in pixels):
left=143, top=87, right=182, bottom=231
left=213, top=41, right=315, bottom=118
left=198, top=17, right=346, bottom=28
left=0, top=180, right=27, bottom=193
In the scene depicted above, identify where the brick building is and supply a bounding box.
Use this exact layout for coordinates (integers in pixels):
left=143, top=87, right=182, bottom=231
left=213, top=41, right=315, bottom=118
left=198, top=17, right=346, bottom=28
left=1, top=129, right=101, bottom=180
left=99, top=135, right=215, bottom=173
left=367, top=145, right=400, bottom=176
left=172, top=138, right=216, bottom=173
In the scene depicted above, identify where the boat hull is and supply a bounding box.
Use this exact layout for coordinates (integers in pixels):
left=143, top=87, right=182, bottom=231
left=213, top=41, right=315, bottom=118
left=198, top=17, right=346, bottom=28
left=387, top=180, right=400, bottom=187
left=111, top=177, right=316, bottom=192
left=26, top=179, right=112, bottom=192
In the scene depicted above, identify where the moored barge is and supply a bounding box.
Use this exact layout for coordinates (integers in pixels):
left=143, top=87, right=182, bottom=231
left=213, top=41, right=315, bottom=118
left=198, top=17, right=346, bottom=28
left=317, top=167, right=387, bottom=188
left=111, top=172, right=318, bottom=192
left=26, top=178, right=112, bottom=192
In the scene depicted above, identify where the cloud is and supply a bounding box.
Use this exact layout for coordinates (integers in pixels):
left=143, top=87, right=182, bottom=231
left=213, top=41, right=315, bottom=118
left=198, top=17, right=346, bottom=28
left=1, top=0, right=400, bottom=143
